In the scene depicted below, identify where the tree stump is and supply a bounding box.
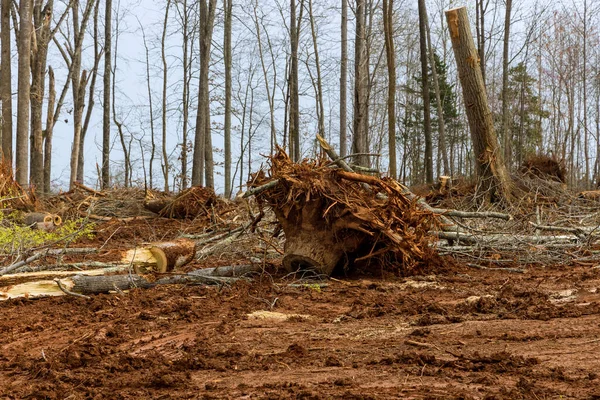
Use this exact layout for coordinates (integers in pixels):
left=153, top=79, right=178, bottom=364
left=275, top=198, right=364, bottom=276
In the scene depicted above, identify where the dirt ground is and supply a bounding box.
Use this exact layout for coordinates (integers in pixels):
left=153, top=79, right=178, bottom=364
left=2, top=224, right=600, bottom=400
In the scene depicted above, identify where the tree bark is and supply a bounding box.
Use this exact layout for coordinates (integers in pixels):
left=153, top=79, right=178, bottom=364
left=224, top=0, right=232, bottom=197
left=418, top=0, right=433, bottom=184
left=0, top=0, right=13, bottom=165
left=307, top=0, right=325, bottom=139
left=352, top=0, right=368, bottom=167
left=29, top=0, right=53, bottom=190
left=501, top=0, right=512, bottom=167
left=16, top=0, right=32, bottom=186
left=77, top=0, right=101, bottom=184
left=383, top=0, right=396, bottom=179
left=289, top=0, right=300, bottom=161
left=445, top=7, right=512, bottom=202
left=141, top=26, right=156, bottom=189
left=43, top=67, right=55, bottom=193
left=160, top=1, right=171, bottom=191
left=339, top=0, right=347, bottom=158
left=179, top=0, right=190, bottom=190
left=475, top=0, right=486, bottom=85
left=102, top=0, right=112, bottom=189
left=424, top=5, right=449, bottom=176
left=192, top=0, right=216, bottom=188
left=67, top=0, right=95, bottom=190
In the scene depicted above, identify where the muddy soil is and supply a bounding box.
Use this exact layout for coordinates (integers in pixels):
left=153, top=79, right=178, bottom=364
left=2, top=255, right=600, bottom=399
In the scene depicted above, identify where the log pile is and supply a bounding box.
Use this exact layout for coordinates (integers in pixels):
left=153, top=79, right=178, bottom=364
left=248, top=149, right=442, bottom=276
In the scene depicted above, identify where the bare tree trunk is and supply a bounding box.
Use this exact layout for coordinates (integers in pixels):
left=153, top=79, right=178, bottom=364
left=29, top=0, right=53, bottom=189
left=160, top=0, right=171, bottom=191
left=179, top=0, right=190, bottom=190
left=383, top=0, right=396, bottom=179
left=141, top=25, right=156, bottom=189
left=446, top=7, right=512, bottom=202
left=352, top=0, right=368, bottom=167
left=475, top=0, right=486, bottom=85
left=501, top=0, right=511, bottom=167
left=67, top=0, right=95, bottom=190
left=43, top=67, right=55, bottom=193
left=418, top=0, right=433, bottom=184
left=192, top=0, right=216, bottom=188
left=78, top=0, right=101, bottom=184
left=424, top=5, right=448, bottom=176
left=582, top=0, right=589, bottom=188
left=0, top=0, right=13, bottom=165
left=307, top=0, right=325, bottom=139
left=289, top=0, right=300, bottom=161
left=112, top=10, right=129, bottom=187
left=339, top=0, right=347, bottom=158
left=250, top=0, right=278, bottom=160
left=223, top=0, right=232, bottom=197
left=16, top=0, right=32, bottom=185
left=102, top=0, right=112, bottom=189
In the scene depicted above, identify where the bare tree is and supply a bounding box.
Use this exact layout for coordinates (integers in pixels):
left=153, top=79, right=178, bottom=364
left=176, top=0, right=192, bottom=190
left=140, top=24, right=156, bottom=189
left=192, top=0, right=216, bottom=188
left=160, top=0, right=171, bottom=191
left=250, top=0, right=278, bottom=158
left=475, top=0, right=488, bottom=85
left=77, top=0, right=102, bottom=183
left=53, top=0, right=96, bottom=189
left=352, top=0, right=368, bottom=167
left=223, top=0, right=232, bottom=197
left=16, top=0, right=32, bottom=185
left=43, top=67, right=55, bottom=193
left=382, top=0, right=396, bottom=179
left=289, top=0, right=300, bottom=161
left=112, top=0, right=129, bottom=187
left=339, top=0, right=347, bottom=158
left=307, top=0, right=325, bottom=139
left=419, top=0, right=433, bottom=184
left=0, top=0, right=12, bottom=164
left=29, top=1, right=53, bottom=189
left=102, top=0, right=112, bottom=188
left=501, top=0, right=512, bottom=165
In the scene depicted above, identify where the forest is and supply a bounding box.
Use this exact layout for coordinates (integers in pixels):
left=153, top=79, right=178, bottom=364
left=0, top=0, right=597, bottom=194
left=2, top=1, right=600, bottom=398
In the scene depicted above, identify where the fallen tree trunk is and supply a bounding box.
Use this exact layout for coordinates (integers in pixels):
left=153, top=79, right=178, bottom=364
left=0, top=266, right=249, bottom=300
left=122, top=238, right=196, bottom=273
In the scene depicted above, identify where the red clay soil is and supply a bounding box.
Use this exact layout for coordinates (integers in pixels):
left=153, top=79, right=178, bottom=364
left=2, top=261, right=600, bottom=399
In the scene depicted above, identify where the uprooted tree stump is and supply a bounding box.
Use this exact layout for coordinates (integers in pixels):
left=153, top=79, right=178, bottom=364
left=248, top=150, right=441, bottom=276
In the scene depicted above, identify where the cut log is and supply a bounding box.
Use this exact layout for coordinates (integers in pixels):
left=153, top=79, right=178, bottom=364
left=122, top=238, right=196, bottom=273
left=0, top=265, right=128, bottom=286
left=0, top=268, right=243, bottom=300
left=23, top=212, right=62, bottom=231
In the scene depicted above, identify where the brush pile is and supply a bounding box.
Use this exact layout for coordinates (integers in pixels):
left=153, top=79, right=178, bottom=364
left=0, top=159, right=36, bottom=212
left=144, top=186, right=217, bottom=219
left=248, top=150, right=442, bottom=276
